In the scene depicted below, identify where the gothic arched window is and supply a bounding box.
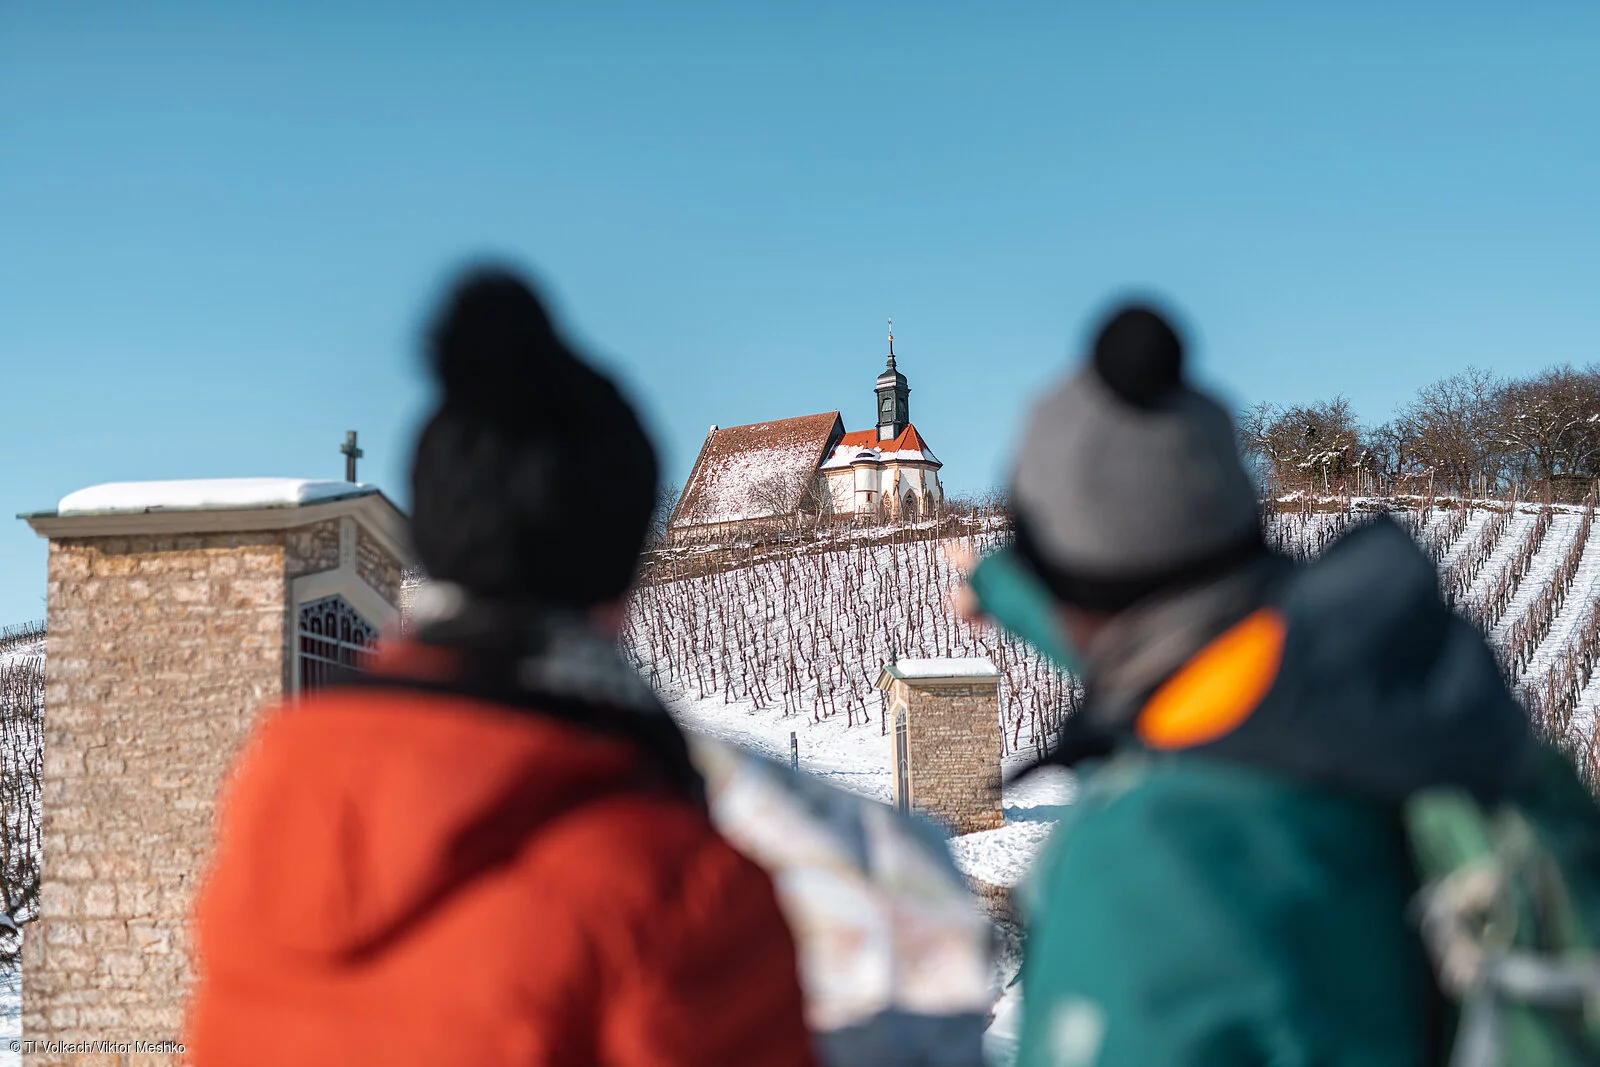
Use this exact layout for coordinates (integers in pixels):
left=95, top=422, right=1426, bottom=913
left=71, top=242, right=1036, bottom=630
left=297, top=594, right=378, bottom=691
left=893, top=703, right=910, bottom=813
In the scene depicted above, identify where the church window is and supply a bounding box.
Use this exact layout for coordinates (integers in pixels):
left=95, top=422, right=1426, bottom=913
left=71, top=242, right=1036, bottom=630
left=893, top=704, right=910, bottom=812
left=903, top=492, right=920, bottom=522
left=298, top=594, right=378, bottom=690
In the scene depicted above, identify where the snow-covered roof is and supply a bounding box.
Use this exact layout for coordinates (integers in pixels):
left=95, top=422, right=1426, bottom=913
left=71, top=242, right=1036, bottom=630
left=881, top=656, right=999, bottom=681
left=673, top=413, right=844, bottom=528
left=821, top=425, right=941, bottom=471
left=53, top=478, right=377, bottom=517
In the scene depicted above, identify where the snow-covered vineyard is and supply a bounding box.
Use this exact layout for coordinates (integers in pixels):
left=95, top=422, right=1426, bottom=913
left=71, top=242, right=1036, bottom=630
left=0, top=624, right=42, bottom=1058
left=628, top=523, right=1074, bottom=765
left=623, top=498, right=1600, bottom=894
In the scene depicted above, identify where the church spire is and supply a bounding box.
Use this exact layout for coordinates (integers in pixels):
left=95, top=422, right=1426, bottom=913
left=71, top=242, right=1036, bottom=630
left=876, top=318, right=910, bottom=441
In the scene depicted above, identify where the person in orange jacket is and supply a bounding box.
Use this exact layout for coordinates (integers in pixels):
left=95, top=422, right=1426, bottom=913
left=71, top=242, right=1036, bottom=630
left=187, top=268, right=817, bottom=1067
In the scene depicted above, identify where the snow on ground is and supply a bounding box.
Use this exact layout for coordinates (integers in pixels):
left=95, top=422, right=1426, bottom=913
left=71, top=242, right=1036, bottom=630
left=0, top=962, right=18, bottom=1067
left=1491, top=511, right=1582, bottom=643
left=1466, top=508, right=1535, bottom=605
left=1420, top=506, right=1455, bottom=536
left=948, top=763, right=1075, bottom=890
left=0, top=634, right=38, bottom=1059
left=669, top=689, right=897, bottom=804
left=1527, top=515, right=1600, bottom=682
left=1575, top=649, right=1600, bottom=743
left=0, top=640, right=41, bottom=668
left=668, top=688, right=1075, bottom=894
left=1439, top=507, right=1491, bottom=570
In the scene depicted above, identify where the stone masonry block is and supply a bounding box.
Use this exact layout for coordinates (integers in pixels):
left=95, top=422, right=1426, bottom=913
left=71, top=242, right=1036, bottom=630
left=29, top=534, right=290, bottom=1058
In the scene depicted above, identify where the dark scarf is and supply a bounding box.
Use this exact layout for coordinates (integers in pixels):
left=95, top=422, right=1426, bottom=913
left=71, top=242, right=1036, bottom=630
left=363, top=581, right=705, bottom=805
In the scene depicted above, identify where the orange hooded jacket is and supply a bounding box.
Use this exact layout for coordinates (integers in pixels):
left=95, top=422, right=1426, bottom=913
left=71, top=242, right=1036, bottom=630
left=187, top=674, right=817, bottom=1067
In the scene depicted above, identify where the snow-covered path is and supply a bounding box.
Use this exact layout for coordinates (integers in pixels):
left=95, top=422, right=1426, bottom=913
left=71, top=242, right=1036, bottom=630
left=1521, top=512, right=1600, bottom=683
left=1467, top=510, right=1534, bottom=605
left=1439, top=508, right=1491, bottom=570
left=1491, top=512, right=1581, bottom=644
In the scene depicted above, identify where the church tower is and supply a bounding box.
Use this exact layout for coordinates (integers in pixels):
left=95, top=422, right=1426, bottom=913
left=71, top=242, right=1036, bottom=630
left=876, top=320, right=910, bottom=441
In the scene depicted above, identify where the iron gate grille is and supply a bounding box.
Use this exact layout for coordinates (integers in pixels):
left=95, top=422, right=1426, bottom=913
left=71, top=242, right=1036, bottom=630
left=297, top=595, right=378, bottom=690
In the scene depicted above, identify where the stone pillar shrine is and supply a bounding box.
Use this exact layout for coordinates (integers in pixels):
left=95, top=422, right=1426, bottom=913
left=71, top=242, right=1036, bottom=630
left=20, top=478, right=412, bottom=1061
left=874, top=657, right=1004, bottom=836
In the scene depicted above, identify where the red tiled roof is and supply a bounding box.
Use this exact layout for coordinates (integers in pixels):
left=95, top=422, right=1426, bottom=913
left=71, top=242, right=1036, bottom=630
left=671, top=412, right=844, bottom=528
left=823, top=423, right=941, bottom=469
left=884, top=424, right=934, bottom=454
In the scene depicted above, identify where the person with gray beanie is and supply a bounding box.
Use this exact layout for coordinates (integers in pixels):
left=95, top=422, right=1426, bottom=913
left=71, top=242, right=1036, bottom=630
left=962, top=302, right=1531, bottom=1067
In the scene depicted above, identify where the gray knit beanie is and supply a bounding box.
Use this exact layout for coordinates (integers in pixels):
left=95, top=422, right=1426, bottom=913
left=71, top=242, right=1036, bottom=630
left=1009, top=303, right=1262, bottom=612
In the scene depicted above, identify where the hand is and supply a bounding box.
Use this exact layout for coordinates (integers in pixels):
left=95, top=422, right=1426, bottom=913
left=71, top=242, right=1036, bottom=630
left=944, top=542, right=986, bottom=626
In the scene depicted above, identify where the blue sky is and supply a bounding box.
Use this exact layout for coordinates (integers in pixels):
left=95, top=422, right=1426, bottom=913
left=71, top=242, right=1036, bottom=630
left=2, top=3, right=1598, bottom=623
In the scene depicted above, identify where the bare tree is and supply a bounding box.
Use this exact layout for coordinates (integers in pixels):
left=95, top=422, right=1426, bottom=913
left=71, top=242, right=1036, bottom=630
left=648, top=482, right=683, bottom=548
left=1238, top=398, right=1364, bottom=494
left=1497, top=367, right=1600, bottom=485
left=797, top=475, right=837, bottom=523
left=743, top=472, right=836, bottom=535
left=1393, top=367, right=1505, bottom=496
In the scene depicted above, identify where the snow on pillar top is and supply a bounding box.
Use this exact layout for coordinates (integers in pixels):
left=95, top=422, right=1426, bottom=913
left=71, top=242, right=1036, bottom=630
left=53, top=478, right=376, bottom=516
left=876, top=656, right=1000, bottom=686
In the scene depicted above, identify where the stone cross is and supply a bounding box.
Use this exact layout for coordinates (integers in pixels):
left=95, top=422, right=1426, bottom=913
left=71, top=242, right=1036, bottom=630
left=340, top=430, right=364, bottom=483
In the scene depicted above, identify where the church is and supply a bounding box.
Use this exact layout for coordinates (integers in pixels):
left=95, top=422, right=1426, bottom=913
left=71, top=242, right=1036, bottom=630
left=668, top=327, right=944, bottom=543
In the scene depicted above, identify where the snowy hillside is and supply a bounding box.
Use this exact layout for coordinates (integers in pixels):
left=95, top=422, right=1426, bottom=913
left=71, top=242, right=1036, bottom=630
left=625, top=521, right=1078, bottom=894
left=0, top=625, right=38, bottom=1062
left=0, top=623, right=43, bottom=667
left=625, top=500, right=1600, bottom=895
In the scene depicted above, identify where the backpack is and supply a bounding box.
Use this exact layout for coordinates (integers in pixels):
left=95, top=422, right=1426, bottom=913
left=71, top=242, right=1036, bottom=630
left=1404, top=744, right=1600, bottom=1067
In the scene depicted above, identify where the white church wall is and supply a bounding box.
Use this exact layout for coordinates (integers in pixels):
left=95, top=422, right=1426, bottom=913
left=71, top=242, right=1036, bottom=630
left=826, top=471, right=855, bottom=515
left=818, top=462, right=947, bottom=520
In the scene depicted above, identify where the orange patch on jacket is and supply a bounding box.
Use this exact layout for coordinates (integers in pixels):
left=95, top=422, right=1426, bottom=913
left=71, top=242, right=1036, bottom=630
left=1136, top=607, right=1288, bottom=750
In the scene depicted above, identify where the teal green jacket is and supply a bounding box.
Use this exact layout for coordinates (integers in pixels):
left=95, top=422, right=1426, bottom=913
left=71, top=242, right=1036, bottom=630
left=1016, top=756, right=1432, bottom=1066
left=1008, top=519, right=1532, bottom=1067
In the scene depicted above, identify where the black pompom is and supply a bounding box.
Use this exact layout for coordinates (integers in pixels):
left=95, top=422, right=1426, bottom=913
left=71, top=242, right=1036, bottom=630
left=412, top=265, right=661, bottom=607
left=427, top=267, right=573, bottom=413
left=1091, top=304, right=1185, bottom=408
